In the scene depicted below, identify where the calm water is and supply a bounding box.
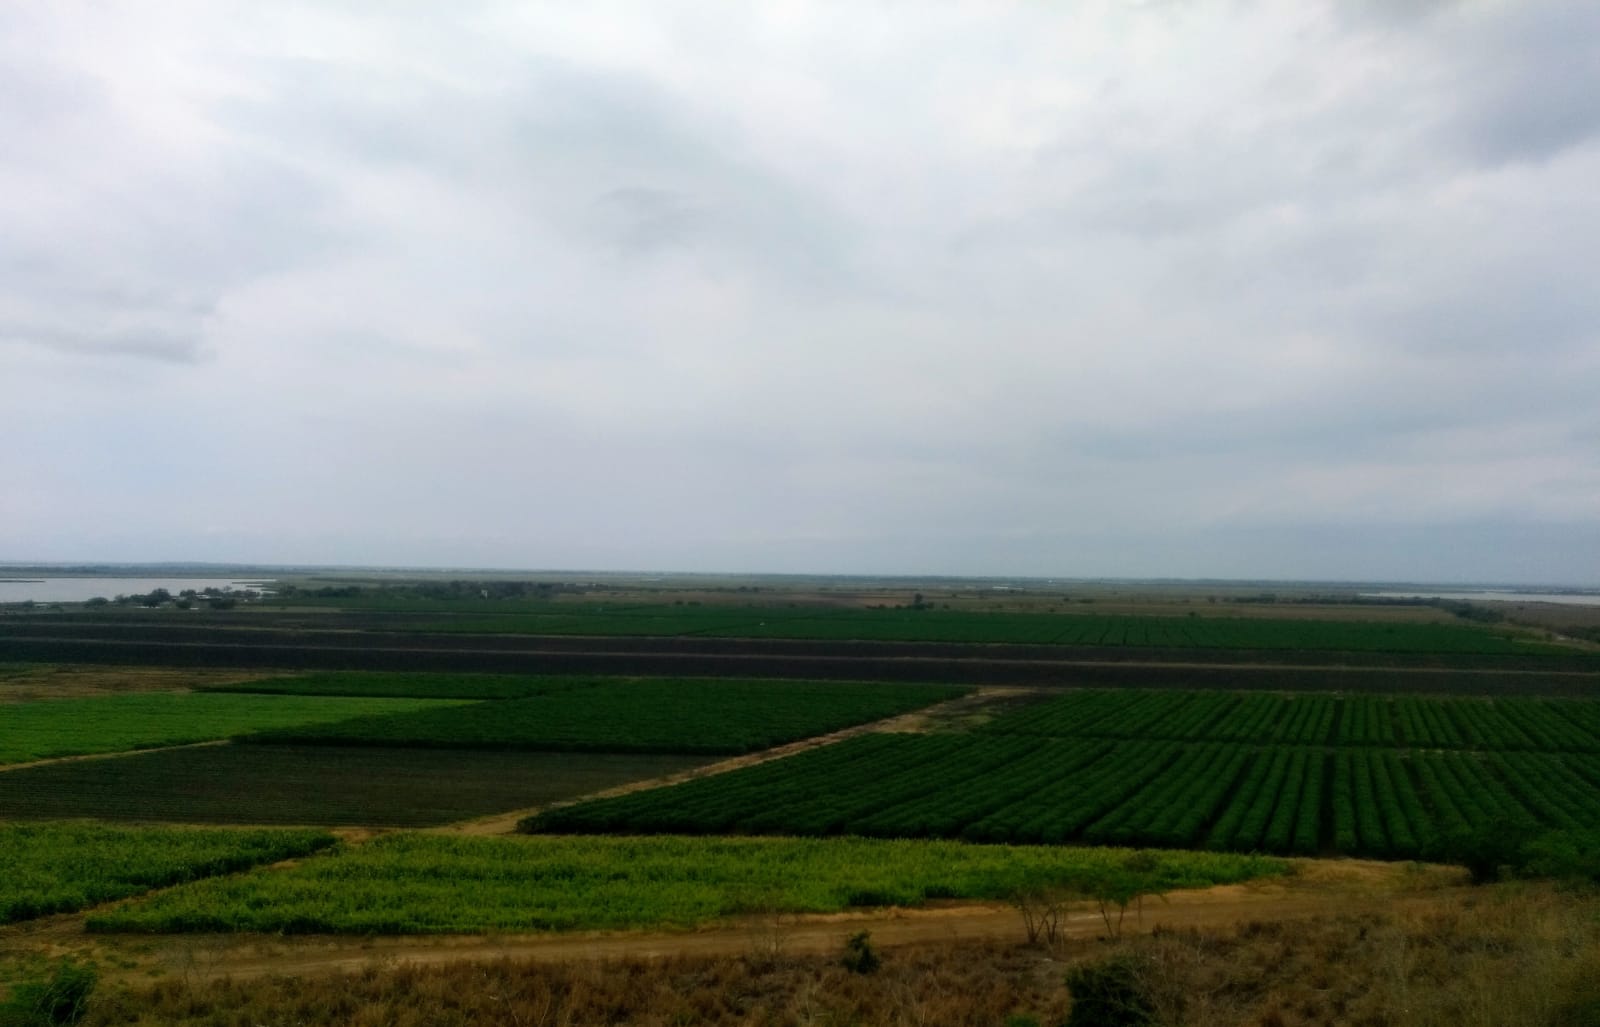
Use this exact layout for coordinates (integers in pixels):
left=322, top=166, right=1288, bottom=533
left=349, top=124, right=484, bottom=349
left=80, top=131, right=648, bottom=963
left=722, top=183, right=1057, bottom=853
left=0, top=577, right=275, bottom=604
left=1364, top=590, right=1600, bottom=607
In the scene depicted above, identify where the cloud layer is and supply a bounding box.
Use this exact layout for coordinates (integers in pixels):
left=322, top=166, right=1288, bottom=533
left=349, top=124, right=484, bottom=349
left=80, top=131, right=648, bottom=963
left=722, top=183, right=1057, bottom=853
left=4, top=2, right=1597, bottom=583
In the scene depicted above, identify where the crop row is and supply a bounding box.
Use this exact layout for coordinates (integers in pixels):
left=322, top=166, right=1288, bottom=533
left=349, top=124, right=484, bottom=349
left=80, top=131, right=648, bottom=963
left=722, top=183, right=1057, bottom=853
left=527, top=735, right=1600, bottom=861
left=985, top=691, right=1600, bottom=752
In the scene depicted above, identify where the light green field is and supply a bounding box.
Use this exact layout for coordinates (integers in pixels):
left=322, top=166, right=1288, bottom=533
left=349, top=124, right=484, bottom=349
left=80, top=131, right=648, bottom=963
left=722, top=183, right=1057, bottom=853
left=0, top=822, right=336, bottom=923
left=87, top=833, right=1287, bottom=934
left=0, top=693, right=470, bottom=764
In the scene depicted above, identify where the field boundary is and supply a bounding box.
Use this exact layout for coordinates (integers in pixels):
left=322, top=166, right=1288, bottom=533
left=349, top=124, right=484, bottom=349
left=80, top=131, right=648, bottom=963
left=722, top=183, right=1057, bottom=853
left=442, top=688, right=1012, bottom=835
left=5, top=636, right=1597, bottom=695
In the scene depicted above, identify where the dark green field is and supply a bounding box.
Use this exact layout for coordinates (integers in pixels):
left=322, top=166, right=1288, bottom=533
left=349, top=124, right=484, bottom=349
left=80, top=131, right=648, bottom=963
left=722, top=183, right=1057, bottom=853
left=982, top=690, right=1600, bottom=751
left=201, top=671, right=610, bottom=700
left=0, top=693, right=467, bottom=765
left=0, top=745, right=706, bottom=826
left=526, top=690, right=1600, bottom=861
left=246, top=679, right=968, bottom=754
left=404, top=607, right=1556, bottom=654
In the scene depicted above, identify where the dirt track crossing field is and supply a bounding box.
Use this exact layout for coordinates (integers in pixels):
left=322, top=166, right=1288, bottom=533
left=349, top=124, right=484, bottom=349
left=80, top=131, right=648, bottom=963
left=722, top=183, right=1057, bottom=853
left=0, top=859, right=1457, bottom=986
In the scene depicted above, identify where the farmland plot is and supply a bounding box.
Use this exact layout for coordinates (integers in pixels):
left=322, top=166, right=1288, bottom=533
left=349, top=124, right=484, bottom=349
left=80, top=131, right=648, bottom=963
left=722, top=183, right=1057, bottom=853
left=0, top=745, right=706, bottom=826
left=0, top=822, right=334, bottom=924
left=527, top=689, right=1600, bottom=861
left=245, top=679, right=968, bottom=754
left=87, top=833, right=1285, bottom=934
left=201, top=671, right=609, bottom=700
left=410, top=607, right=1559, bottom=655
left=983, top=690, right=1600, bottom=752
left=0, top=693, right=469, bottom=764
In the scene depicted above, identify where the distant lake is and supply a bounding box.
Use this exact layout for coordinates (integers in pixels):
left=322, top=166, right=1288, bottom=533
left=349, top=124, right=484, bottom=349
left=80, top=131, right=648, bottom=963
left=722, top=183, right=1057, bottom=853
left=1364, top=590, right=1600, bottom=607
left=0, top=578, right=275, bottom=604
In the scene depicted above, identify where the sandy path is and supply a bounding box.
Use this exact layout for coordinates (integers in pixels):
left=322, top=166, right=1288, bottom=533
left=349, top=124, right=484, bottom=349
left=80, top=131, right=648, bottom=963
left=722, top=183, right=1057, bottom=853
left=78, top=861, right=1456, bottom=984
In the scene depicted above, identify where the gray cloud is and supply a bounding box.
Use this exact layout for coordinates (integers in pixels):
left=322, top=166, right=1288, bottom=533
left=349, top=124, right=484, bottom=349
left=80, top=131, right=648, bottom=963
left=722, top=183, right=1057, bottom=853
left=1, top=1, right=1596, bottom=583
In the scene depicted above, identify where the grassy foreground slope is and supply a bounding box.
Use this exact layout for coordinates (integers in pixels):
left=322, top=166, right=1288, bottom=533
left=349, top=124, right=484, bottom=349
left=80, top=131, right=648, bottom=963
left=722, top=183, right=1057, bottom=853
left=86, top=833, right=1285, bottom=934
left=0, top=823, right=335, bottom=924
left=0, top=693, right=468, bottom=764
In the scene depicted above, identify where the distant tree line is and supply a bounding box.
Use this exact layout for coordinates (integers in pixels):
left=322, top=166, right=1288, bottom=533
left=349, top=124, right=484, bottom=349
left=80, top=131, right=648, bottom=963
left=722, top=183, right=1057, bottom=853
left=86, top=587, right=260, bottom=610
left=270, top=580, right=581, bottom=601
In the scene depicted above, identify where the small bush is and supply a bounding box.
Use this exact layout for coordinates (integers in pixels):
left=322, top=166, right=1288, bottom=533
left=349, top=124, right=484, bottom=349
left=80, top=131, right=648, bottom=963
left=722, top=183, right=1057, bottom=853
left=1, top=960, right=96, bottom=1027
left=840, top=930, right=880, bottom=974
left=1444, top=821, right=1538, bottom=884
left=1065, top=955, right=1155, bottom=1027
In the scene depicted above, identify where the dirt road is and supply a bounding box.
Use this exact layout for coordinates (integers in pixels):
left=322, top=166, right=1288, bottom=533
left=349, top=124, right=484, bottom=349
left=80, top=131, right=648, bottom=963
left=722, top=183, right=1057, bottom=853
left=2, top=860, right=1460, bottom=987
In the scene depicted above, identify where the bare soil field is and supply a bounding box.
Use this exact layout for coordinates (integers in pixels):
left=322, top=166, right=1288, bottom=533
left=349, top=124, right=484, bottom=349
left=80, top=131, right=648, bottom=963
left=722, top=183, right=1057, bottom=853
left=0, top=663, right=282, bottom=702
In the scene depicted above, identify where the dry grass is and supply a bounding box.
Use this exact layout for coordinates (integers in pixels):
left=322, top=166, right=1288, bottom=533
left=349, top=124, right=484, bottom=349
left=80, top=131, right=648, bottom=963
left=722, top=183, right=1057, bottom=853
left=0, top=665, right=284, bottom=703
left=66, top=881, right=1600, bottom=1026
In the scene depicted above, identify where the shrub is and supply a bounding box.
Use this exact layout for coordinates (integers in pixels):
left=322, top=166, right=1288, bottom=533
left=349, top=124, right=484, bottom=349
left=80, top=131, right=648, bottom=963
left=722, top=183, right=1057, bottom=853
left=1445, top=821, right=1539, bottom=884
left=840, top=930, right=880, bottom=974
left=1, top=959, right=96, bottom=1027
left=1065, top=955, right=1155, bottom=1027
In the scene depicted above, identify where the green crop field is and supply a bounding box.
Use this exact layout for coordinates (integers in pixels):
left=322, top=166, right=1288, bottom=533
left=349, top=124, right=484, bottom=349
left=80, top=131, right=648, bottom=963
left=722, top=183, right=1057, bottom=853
left=85, top=833, right=1285, bottom=934
left=983, top=690, right=1600, bottom=751
left=202, top=671, right=610, bottom=700
left=246, top=679, right=967, bottom=754
left=0, top=745, right=707, bottom=826
left=526, top=690, right=1600, bottom=861
left=0, top=822, right=334, bottom=924
left=0, top=693, right=470, bottom=765
left=397, top=606, right=1560, bottom=655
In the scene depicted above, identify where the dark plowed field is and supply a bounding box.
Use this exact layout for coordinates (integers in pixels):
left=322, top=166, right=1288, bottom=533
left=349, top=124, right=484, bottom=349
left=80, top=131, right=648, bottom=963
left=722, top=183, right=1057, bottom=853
left=3, top=624, right=1598, bottom=696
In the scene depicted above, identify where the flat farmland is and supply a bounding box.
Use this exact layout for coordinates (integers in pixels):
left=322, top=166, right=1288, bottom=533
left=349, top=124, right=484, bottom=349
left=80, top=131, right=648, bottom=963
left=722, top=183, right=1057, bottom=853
left=0, top=693, right=468, bottom=765
left=245, top=679, right=969, bottom=754
left=85, top=833, right=1286, bottom=934
left=7, top=613, right=1595, bottom=698
left=983, top=689, right=1600, bottom=751
left=1, top=822, right=335, bottom=923
left=200, top=671, right=611, bottom=700
left=526, top=690, right=1600, bottom=862
left=0, top=745, right=707, bottom=826
left=407, top=607, right=1560, bottom=654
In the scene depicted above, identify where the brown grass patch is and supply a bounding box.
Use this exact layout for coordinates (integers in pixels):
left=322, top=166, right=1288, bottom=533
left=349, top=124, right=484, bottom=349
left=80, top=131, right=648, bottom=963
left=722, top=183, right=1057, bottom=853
left=63, top=881, right=1600, bottom=1026
left=0, top=665, right=286, bottom=703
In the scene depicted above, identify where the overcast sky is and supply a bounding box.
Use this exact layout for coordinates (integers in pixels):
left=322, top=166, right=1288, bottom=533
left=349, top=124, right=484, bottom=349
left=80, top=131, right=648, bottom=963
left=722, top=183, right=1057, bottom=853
left=3, top=2, right=1597, bottom=584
